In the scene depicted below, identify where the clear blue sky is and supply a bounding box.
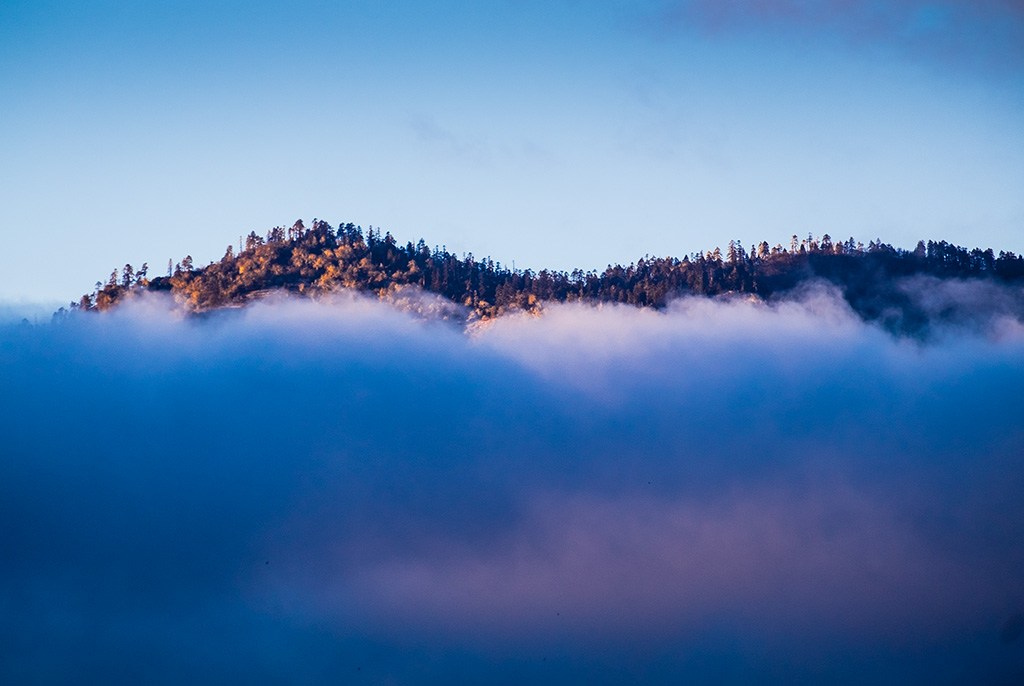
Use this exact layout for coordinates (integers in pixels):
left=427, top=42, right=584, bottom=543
left=2, top=0, right=1022, bottom=304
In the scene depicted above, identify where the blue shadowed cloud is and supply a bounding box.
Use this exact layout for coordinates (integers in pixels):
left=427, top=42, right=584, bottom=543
left=1, top=286, right=1023, bottom=682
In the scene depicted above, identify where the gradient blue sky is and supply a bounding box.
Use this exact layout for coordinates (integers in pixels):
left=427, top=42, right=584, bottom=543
left=2, top=0, right=1023, bottom=304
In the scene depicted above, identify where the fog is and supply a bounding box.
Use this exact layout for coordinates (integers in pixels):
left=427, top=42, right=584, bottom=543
left=1, top=286, right=1023, bottom=683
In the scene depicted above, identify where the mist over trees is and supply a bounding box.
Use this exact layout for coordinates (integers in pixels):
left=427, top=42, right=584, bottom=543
left=15, top=222, right=1024, bottom=683
left=9, top=279, right=1024, bottom=684
left=72, top=219, right=1024, bottom=335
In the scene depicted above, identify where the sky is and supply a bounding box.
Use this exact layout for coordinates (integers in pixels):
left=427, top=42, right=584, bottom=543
left=2, top=285, right=1024, bottom=682
left=2, top=0, right=1023, bottom=304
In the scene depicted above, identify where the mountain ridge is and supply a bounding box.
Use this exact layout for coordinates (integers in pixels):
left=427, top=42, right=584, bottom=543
left=69, top=219, right=1024, bottom=336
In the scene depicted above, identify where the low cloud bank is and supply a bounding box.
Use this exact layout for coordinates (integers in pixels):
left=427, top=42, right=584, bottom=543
left=1, top=287, right=1023, bottom=683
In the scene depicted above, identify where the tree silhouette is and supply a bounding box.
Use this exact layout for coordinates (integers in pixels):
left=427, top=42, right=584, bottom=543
left=76, top=219, right=1024, bottom=336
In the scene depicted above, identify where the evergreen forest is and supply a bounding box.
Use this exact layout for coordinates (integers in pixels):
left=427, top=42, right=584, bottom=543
left=71, top=219, right=1024, bottom=336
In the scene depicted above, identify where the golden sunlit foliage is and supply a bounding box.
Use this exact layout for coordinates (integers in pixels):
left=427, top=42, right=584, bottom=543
left=76, top=221, right=1024, bottom=335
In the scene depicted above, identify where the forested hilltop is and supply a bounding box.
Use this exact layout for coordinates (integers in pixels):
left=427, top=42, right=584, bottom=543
left=73, top=219, right=1024, bottom=334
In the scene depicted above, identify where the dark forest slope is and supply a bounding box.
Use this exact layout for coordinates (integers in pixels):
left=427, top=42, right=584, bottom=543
left=72, top=219, right=1024, bottom=335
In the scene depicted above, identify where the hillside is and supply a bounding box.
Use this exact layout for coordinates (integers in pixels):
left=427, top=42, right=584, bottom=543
left=71, top=219, right=1024, bottom=335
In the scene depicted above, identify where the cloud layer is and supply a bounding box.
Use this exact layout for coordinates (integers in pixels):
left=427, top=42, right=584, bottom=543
left=2, top=288, right=1023, bottom=683
left=654, top=0, right=1024, bottom=69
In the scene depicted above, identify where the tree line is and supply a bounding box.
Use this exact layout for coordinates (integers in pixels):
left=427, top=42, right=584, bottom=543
left=69, top=219, right=1024, bottom=334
